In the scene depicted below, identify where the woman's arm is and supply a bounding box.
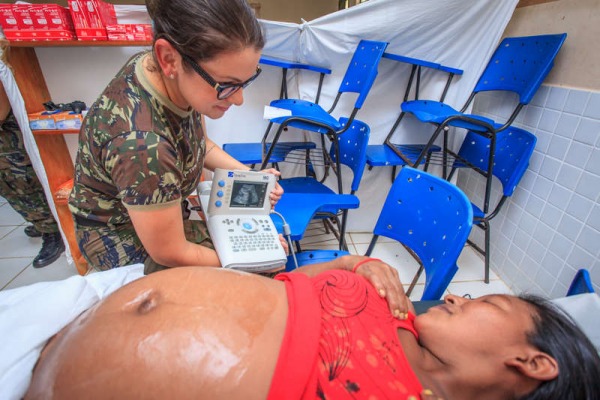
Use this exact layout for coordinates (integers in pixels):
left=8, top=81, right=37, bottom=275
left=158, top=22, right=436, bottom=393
left=203, top=136, right=251, bottom=172
left=290, top=255, right=415, bottom=318
left=128, top=202, right=221, bottom=267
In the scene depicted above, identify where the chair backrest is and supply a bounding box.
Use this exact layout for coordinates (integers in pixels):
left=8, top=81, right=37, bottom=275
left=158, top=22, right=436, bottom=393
left=338, top=40, right=388, bottom=109
left=473, top=33, right=567, bottom=104
left=329, top=117, right=370, bottom=193
left=567, top=269, right=595, bottom=296
left=372, top=167, right=473, bottom=300
left=455, top=126, right=537, bottom=197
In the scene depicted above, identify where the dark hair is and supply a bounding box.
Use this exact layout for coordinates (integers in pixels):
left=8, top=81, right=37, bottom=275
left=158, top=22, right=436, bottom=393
left=146, top=0, right=264, bottom=63
left=519, top=294, right=600, bottom=400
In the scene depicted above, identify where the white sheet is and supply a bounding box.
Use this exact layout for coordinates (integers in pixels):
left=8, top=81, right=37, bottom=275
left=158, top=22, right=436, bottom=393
left=0, top=265, right=144, bottom=400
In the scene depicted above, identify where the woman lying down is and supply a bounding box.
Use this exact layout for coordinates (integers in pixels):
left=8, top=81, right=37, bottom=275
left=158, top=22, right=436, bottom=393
left=26, top=256, right=600, bottom=400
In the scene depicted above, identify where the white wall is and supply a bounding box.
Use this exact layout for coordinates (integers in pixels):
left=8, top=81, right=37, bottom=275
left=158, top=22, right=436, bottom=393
left=453, top=0, right=600, bottom=297
left=459, top=86, right=600, bottom=297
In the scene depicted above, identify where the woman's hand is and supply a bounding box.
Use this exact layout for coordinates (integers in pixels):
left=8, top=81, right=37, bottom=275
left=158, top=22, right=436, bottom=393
left=278, top=234, right=289, bottom=255
left=259, top=168, right=283, bottom=207
left=350, top=256, right=414, bottom=320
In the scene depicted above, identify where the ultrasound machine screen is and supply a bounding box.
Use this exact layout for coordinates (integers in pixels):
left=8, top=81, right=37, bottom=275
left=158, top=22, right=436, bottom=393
left=230, top=181, right=268, bottom=208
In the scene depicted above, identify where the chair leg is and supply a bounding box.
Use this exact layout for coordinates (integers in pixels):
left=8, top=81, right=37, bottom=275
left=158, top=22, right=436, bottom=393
left=484, top=222, right=490, bottom=284
left=466, top=222, right=489, bottom=284
left=365, top=235, right=379, bottom=256
left=407, top=265, right=424, bottom=297
left=322, top=218, right=332, bottom=235
left=423, top=152, right=432, bottom=172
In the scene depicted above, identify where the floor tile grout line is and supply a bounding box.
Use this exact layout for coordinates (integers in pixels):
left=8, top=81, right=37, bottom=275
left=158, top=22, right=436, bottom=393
left=0, top=263, right=32, bottom=291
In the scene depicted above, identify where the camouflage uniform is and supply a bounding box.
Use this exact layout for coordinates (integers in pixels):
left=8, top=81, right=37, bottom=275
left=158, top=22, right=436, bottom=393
left=0, top=111, right=59, bottom=234
left=69, top=51, right=211, bottom=271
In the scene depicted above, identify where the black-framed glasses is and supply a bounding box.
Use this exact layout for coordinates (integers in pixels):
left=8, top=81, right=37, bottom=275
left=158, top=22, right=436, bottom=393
left=181, top=53, right=261, bottom=100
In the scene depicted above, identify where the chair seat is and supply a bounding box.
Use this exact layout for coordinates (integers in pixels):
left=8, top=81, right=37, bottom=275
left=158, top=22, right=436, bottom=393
left=223, top=142, right=317, bottom=165
left=273, top=192, right=360, bottom=241
left=366, top=144, right=442, bottom=167
left=279, top=177, right=341, bottom=215
left=402, top=100, right=496, bottom=132
left=279, top=177, right=334, bottom=194
left=269, top=99, right=342, bottom=134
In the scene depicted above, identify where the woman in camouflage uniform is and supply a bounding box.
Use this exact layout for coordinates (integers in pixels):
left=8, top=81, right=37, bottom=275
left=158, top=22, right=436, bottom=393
left=69, top=0, right=282, bottom=272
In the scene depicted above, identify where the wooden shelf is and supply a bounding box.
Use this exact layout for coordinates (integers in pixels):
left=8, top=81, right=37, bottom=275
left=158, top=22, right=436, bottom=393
left=8, top=39, right=151, bottom=48
left=32, top=128, right=80, bottom=135
left=10, top=45, right=109, bottom=276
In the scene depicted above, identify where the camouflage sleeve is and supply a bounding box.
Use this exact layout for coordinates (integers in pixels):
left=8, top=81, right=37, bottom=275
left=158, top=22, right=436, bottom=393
left=104, top=131, right=183, bottom=206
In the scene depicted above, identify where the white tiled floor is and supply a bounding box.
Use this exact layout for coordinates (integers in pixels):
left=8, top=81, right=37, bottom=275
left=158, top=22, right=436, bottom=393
left=0, top=196, right=513, bottom=298
left=0, top=197, right=75, bottom=291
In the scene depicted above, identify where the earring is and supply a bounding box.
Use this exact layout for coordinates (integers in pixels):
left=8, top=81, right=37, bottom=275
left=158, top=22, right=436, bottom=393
left=169, top=74, right=175, bottom=79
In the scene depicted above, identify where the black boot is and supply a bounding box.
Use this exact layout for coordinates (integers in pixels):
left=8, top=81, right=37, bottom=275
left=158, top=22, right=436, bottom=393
left=24, top=225, right=42, bottom=238
left=33, top=232, right=66, bottom=268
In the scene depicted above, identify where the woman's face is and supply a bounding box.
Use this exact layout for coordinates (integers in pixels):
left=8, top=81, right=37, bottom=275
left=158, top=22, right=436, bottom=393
left=414, top=294, right=536, bottom=366
left=178, top=47, right=262, bottom=119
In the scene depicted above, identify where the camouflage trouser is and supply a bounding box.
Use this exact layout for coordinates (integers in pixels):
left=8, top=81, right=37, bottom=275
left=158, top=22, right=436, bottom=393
left=75, top=215, right=213, bottom=273
left=0, top=114, right=59, bottom=233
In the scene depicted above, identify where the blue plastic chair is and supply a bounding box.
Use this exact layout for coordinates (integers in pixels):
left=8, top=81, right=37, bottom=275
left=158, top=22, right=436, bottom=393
left=389, top=34, right=566, bottom=213
left=223, top=56, right=332, bottom=170
left=447, top=125, right=537, bottom=283
left=286, top=166, right=473, bottom=301
left=567, top=269, right=595, bottom=296
left=258, top=40, right=387, bottom=182
left=274, top=117, right=370, bottom=250
left=367, top=54, right=463, bottom=182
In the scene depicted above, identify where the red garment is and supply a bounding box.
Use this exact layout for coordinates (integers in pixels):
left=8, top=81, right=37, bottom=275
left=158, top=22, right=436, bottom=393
left=269, top=270, right=422, bottom=400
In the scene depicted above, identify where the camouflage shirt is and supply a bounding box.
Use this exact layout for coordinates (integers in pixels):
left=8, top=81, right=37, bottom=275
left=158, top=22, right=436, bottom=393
left=69, top=51, right=205, bottom=226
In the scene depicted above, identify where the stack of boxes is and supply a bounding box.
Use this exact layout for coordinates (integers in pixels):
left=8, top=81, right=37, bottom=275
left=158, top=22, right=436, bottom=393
left=0, top=2, right=152, bottom=42
left=28, top=110, right=85, bottom=131
left=0, top=3, right=76, bottom=41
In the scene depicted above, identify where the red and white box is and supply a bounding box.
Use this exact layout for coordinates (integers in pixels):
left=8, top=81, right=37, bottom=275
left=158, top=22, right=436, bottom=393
left=8, top=3, right=37, bottom=40
left=68, top=0, right=116, bottom=41
left=106, top=24, right=152, bottom=41
left=43, top=5, right=75, bottom=31
left=11, top=3, right=34, bottom=30
left=1, top=4, right=75, bottom=41
left=30, top=4, right=75, bottom=40
left=28, top=5, right=48, bottom=31
left=0, top=5, right=20, bottom=39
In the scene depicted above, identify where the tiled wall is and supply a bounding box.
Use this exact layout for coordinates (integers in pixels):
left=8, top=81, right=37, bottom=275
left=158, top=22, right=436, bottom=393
left=457, top=86, right=600, bottom=298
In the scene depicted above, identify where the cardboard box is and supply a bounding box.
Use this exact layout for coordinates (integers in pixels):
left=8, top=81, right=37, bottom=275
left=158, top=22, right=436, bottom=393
left=68, top=0, right=116, bottom=40
left=28, top=5, right=49, bottom=31
left=67, top=0, right=89, bottom=28
left=106, top=24, right=152, bottom=41
left=43, top=4, right=75, bottom=31
left=75, top=27, right=107, bottom=41
left=0, top=5, right=20, bottom=32
left=29, top=111, right=60, bottom=130
left=1, top=4, right=75, bottom=41
left=53, top=111, right=83, bottom=130
left=11, top=4, right=34, bottom=30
